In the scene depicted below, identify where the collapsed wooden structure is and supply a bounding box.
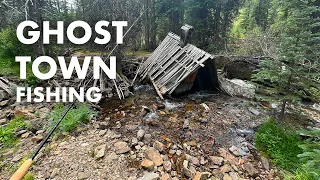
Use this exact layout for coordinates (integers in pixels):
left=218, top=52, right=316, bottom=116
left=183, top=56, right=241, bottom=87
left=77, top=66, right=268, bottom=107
left=138, top=25, right=219, bottom=99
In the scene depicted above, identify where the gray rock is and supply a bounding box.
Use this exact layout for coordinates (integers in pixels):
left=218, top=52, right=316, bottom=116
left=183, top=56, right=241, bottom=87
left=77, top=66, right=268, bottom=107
left=243, top=162, right=259, bottom=177
left=143, top=134, right=152, bottom=144
left=0, top=119, right=7, bottom=125
left=0, top=100, right=10, bottom=107
left=248, top=107, right=261, bottom=116
left=137, top=129, right=145, bottom=140
left=0, top=90, right=9, bottom=101
left=229, top=146, right=246, bottom=156
left=131, top=137, right=138, bottom=146
left=261, top=157, right=270, bottom=170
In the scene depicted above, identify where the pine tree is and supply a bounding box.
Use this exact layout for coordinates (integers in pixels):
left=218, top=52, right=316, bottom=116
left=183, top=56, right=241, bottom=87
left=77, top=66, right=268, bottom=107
left=253, top=0, right=320, bottom=122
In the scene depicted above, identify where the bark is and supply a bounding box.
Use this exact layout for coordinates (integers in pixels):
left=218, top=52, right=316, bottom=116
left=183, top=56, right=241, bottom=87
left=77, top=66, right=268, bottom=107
left=145, top=0, right=150, bottom=50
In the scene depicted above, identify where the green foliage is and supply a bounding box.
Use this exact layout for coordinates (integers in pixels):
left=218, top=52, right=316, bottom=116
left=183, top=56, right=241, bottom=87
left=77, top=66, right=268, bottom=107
left=49, top=103, right=94, bottom=133
left=0, top=27, right=31, bottom=58
left=297, top=129, right=320, bottom=179
left=24, top=75, right=40, bottom=87
left=252, top=0, right=320, bottom=113
left=255, top=120, right=303, bottom=170
left=0, top=116, right=28, bottom=147
left=0, top=57, right=21, bottom=76
left=284, top=168, right=315, bottom=180
left=23, top=172, right=35, bottom=180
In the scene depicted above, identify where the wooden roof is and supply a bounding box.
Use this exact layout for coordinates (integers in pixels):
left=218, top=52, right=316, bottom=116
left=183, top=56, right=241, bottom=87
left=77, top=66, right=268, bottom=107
left=139, top=32, right=214, bottom=98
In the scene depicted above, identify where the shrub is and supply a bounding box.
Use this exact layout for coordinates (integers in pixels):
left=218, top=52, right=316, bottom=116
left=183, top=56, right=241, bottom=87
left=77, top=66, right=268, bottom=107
left=284, top=168, right=315, bottom=180
left=49, top=103, right=94, bottom=133
left=298, top=129, right=320, bottom=179
left=255, top=120, right=303, bottom=170
left=0, top=27, right=31, bottom=57
left=0, top=116, right=29, bottom=147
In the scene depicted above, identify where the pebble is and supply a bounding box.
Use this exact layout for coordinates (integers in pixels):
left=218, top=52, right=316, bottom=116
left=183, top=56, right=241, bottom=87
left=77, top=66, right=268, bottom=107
left=186, top=154, right=200, bottom=166
left=0, top=118, right=7, bottom=125
left=31, top=135, right=44, bottom=142
left=94, top=144, right=106, bottom=159
left=229, top=172, right=239, bottom=180
left=137, top=129, right=145, bottom=140
left=139, top=171, right=160, bottom=180
left=221, top=164, right=232, bottom=173
left=114, top=141, right=131, bottom=154
left=261, top=157, right=270, bottom=170
left=183, top=160, right=196, bottom=178
left=131, top=137, right=138, bottom=146
left=77, top=172, right=89, bottom=180
left=209, top=156, right=224, bottom=166
left=143, top=134, right=152, bottom=144
left=193, top=172, right=211, bottom=180
left=145, top=148, right=163, bottom=166
left=153, top=141, right=165, bottom=152
left=163, top=161, right=172, bottom=172
left=161, top=173, right=171, bottom=180
left=141, top=159, right=154, bottom=170
left=21, top=132, right=30, bottom=138
left=50, top=168, right=59, bottom=178
left=243, top=162, right=259, bottom=177
left=183, top=119, right=190, bottom=129
left=169, top=149, right=176, bottom=155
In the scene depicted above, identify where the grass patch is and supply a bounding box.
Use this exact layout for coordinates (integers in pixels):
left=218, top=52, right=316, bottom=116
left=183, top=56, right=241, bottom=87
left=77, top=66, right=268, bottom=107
left=0, top=116, right=29, bottom=147
left=255, top=119, right=303, bottom=170
left=255, top=119, right=320, bottom=179
left=49, top=103, right=94, bottom=133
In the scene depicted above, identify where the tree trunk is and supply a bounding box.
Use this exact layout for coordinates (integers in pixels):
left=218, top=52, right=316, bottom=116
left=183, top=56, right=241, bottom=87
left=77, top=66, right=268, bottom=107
left=145, top=0, right=150, bottom=50
left=150, top=0, right=156, bottom=50
left=278, top=99, right=287, bottom=123
left=28, top=0, right=45, bottom=56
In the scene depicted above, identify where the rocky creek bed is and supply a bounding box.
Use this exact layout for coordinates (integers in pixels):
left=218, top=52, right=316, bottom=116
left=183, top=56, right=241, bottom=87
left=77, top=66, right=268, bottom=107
left=0, top=85, right=282, bottom=180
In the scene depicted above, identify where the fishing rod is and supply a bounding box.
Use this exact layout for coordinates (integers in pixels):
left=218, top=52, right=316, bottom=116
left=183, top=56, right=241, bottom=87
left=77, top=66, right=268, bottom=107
left=10, top=102, right=75, bottom=180
left=9, top=8, right=149, bottom=180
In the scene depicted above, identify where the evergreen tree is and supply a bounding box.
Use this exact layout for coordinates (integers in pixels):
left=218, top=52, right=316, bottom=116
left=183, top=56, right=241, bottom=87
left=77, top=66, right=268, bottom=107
left=253, top=0, right=320, bottom=122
